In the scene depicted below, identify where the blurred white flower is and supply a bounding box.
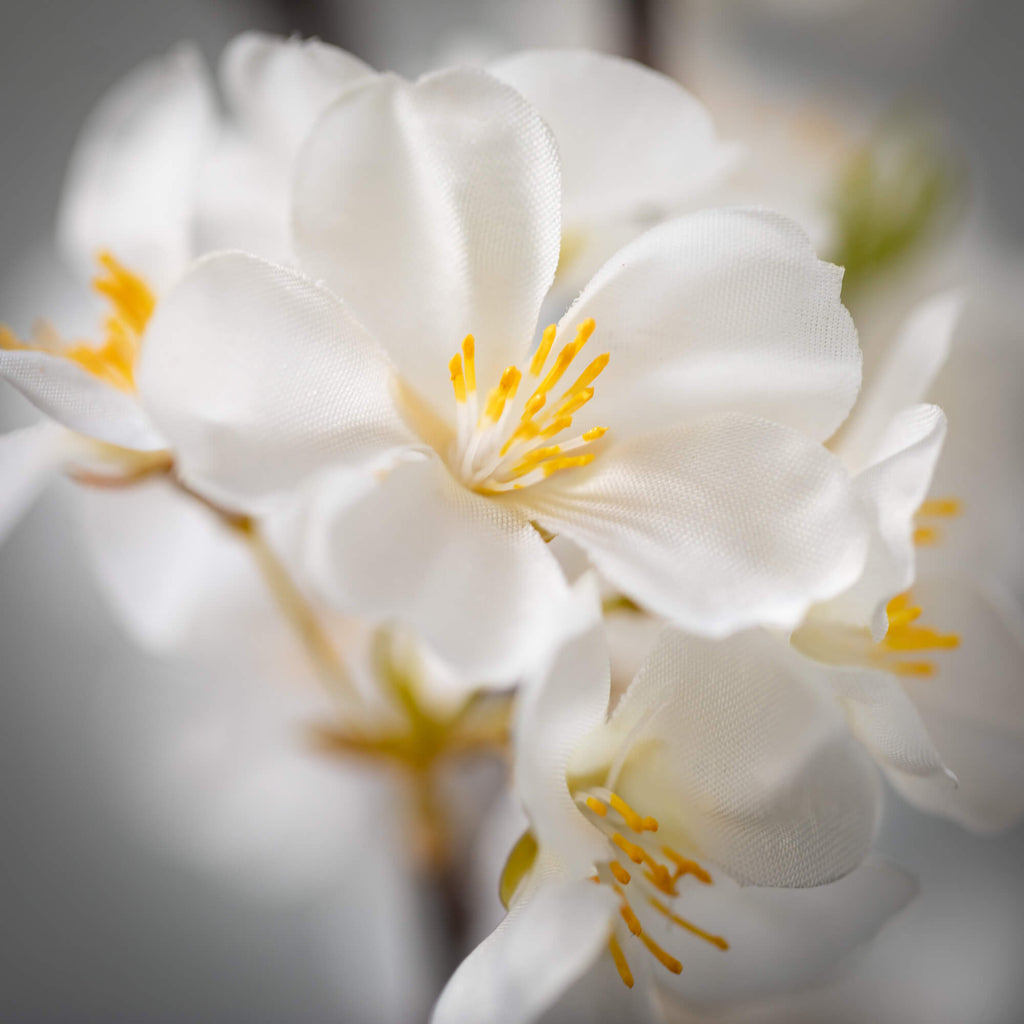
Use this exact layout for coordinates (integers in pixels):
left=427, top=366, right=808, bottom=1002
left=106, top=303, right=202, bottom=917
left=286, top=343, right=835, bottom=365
left=433, top=579, right=910, bottom=1024
left=137, top=65, right=868, bottom=681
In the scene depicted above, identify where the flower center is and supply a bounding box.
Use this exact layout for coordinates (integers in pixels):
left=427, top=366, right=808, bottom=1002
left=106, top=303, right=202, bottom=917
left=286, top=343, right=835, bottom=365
left=446, top=318, right=609, bottom=494
left=577, top=787, right=728, bottom=989
left=0, top=251, right=155, bottom=393
left=873, top=590, right=959, bottom=677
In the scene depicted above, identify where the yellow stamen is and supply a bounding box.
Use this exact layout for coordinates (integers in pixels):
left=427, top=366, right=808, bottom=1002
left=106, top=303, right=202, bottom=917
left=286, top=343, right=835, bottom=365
left=607, top=934, right=634, bottom=989
left=612, top=832, right=645, bottom=865
left=913, top=526, right=940, bottom=546
left=461, top=334, right=476, bottom=394
left=529, top=324, right=557, bottom=377
left=483, top=366, right=521, bottom=421
left=585, top=796, right=607, bottom=817
left=449, top=353, right=466, bottom=404
left=648, top=897, right=729, bottom=951
left=663, top=847, right=713, bottom=884
left=638, top=932, right=683, bottom=975
left=555, top=386, right=595, bottom=418
left=609, top=793, right=651, bottom=834
left=540, top=453, right=595, bottom=478
left=882, top=627, right=960, bottom=652
left=620, top=902, right=643, bottom=937
left=892, top=661, right=936, bottom=677
left=610, top=861, right=631, bottom=886
left=582, top=426, right=607, bottom=443
left=540, top=415, right=575, bottom=439
left=561, top=351, right=610, bottom=403
left=918, top=498, right=961, bottom=517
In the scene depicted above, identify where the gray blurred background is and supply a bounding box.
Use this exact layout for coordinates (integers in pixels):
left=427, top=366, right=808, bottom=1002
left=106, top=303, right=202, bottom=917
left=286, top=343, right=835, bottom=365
left=1, top=1, right=1023, bottom=1021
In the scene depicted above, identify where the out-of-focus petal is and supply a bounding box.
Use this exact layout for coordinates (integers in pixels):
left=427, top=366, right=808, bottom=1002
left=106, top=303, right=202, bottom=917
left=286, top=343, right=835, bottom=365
left=296, top=454, right=569, bottom=683
left=57, top=44, right=216, bottom=289
left=0, top=423, right=67, bottom=542
left=432, top=873, right=616, bottom=1024
left=551, top=208, right=860, bottom=444
left=586, top=627, right=882, bottom=887
left=293, top=68, right=561, bottom=418
left=136, top=252, right=417, bottom=510
left=489, top=50, right=738, bottom=227
left=525, top=416, right=867, bottom=636
left=0, top=349, right=166, bottom=450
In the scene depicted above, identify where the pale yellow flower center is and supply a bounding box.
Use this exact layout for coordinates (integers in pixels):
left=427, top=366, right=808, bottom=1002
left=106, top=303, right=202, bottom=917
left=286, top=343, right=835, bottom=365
left=0, top=251, right=155, bottom=393
left=446, top=318, right=610, bottom=494
left=577, top=788, right=728, bottom=989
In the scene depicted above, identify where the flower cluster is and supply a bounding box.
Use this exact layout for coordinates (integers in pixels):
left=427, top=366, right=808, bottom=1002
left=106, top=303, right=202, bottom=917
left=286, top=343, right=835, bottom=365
left=2, top=33, right=1022, bottom=1023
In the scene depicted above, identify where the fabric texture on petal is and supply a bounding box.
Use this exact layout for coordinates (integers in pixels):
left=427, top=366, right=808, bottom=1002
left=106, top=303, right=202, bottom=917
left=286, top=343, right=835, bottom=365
left=57, top=44, right=216, bottom=290
left=293, top=67, right=562, bottom=418
left=525, top=416, right=868, bottom=636
left=432, top=873, right=616, bottom=1024
left=0, top=349, right=166, bottom=451
left=587, top=627, right=882, bottom=887
left=295, top=454, right=570, bottom=683
left=489, top=49, right=737, bottom=227
left=552, top=208, right=860, bottom=444
left=136, top=252, right=416, bottom=509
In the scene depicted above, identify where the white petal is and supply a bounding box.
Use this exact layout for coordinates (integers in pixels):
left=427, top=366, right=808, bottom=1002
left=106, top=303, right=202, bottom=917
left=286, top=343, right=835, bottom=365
left=489, top=50, right=737, bottom=227
left=818, top=403, right=946, bottom=636
left=293, top=68, right=561, bottom=418
left=296, top=454, right=570, bottom=683
left=653, top=861, right=916, bottom=1009
left=0, top=349, right=166, bottom=450
left=514, top=575, right=615, bottom=875
left=526, top=416, right=868, bottom=636
left=553, top=208, right=860, bottom=444
left=836, top=290, right=962, bottom=473
left=136, top=252, right=416, bottom=510
left=0, top=423, right=66, bottom=542
left=432, top=875, right=616, bottom=1024
left=219, top=32, right=373, bottom=154
left=891, top=576, right=1024, bottom=833
left=57, top=44, right=216, bottom=289
left=589, top=627, right=882, bottom=887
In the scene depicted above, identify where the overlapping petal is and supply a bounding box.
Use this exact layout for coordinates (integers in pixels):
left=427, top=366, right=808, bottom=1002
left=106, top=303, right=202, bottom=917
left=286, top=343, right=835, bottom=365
left=136, top=252, right=417, bottom=509
left=293, top=67, right=562, bottom=417
left=550, top=208, right=860, bottom=444
left=525, top=416, right=868, bottom=636
left=489, top=50, right=738, bottom=227
left=295, top=454, right=570, bottom=683
left=0, top=423, right=67, bottom=542
left=57, top=44, right=216, bottom=289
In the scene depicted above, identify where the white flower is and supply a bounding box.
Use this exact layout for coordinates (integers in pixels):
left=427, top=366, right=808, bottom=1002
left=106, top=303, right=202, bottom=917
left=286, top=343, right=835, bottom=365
left=432, top=579, right=909, bottom=1024
left=138, top=66, right=868, bottom=681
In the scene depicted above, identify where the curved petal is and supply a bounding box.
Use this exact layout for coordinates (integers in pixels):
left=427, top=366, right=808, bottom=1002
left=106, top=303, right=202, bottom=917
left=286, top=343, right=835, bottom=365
left=892, top=576, right=1024, bottom=833
left=514, top=575, right=614, bottom=876
left=489, top=50, right=737, bottom=227
left=0, top=423, right=67, bottom=542
left=587, top=627, right=882, bottom=887
left=653, top=860, right=916, bottom=1009
left=432, top=875, right=616, bottom=1024
left=219, top=32, right=373, bottom=154
left=0, top=349, right=166, bottom=450
left=525, top=416, right=868, bottom=636
left=553, top=208, right=860, bottom=444
left=818, top=403, right=947, bottom=636
left=136, top=252, right=417, bottom=510
left=293, top=68, right=561, bottom=418
left=837, top=290, right=962, bottom=474
left=296, top=454, right=570, bottom=683
left=57, top=44, right=216, bottom=289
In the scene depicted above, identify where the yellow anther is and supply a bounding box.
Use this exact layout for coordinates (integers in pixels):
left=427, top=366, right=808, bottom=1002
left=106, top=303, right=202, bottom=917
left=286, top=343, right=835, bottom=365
left=529, top=324, right=557, bottom=377
left=619, top=902, right=643, bottom=937
left=556, top=387, right=595, bottom=418
left=561, top=351, right=610, bottom=402
left=918, top=498, right=961, bottom=517
left=607, top=935, right=634, bottom=989
left=461, top=334, right=476, bottom=394
left=913, top=526, right=940, bottom=546
left=638, top=932, right=683, bottom=975
left=483, top=366, right=521, bottom=421
left=513, top=445, right=562, bottom=476
left=892, top=661, right=936, bottom=677
left=882, top=626, right=960, bottom=652
left=648, top=897, right=729, bottom=951
left=609, top=793, right=647, bottom=834
left=540, top=415, right=574, bottom=439
left=585, top=796, right=607, bottom=817
left=886, top=597, right=923, bottom=629
left=449, top=353, right=467, bottom=404
left=541, top=453, right=595, bottom=478
left=610, top=862, right=631, bottom=886
left=612, top=833, right=645, bottom=865
left=663, top=848, right=713, bottom=884
left=582, top=426, right=608, bottom=443
left=500, top=418, right=542, bottom=457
